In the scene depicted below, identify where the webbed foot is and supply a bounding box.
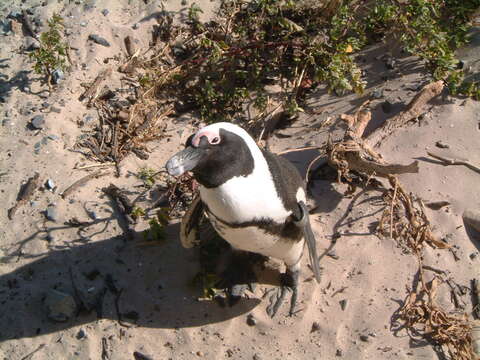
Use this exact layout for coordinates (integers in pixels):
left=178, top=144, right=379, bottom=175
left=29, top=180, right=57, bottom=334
left=266, top=268, right=299, bottom=318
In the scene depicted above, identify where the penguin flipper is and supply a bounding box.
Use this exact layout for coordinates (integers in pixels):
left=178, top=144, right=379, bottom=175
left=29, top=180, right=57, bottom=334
left=180, top=194, right=204, bottom=248
left=295, top=201, right=322, bottom=283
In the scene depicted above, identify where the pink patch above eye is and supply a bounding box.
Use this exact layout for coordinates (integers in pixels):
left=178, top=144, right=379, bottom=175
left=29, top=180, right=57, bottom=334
left=192, top=129, right=220, bottom=146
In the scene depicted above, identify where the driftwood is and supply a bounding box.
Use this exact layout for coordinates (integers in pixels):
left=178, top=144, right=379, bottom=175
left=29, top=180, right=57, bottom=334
left=79, top=68, right=113, bottom=105
left=369, top=80, right=444, bottom=147
left=8, top=173, right=40, bottom=220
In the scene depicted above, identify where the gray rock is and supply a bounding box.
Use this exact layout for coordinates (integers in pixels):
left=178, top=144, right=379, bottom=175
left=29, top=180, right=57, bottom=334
left=7, top=10, right=22, bottom=20
left=88, top=34, right=110, bottom=47
left=47, top=134, right=59, bottom=140
left=457, top=27, right=480, bottom=82
left=46, top=204, right=58, bottom=222
left=132, top=23, right=139, bottom=30
left=372, top=88, right=383, bottom=99
left=2, top=118, right=12, bottom=127
left=25, top=36, right=40, bottom=51
left=51, top=69, right=64, bottom=84
left=80, top=21, right=87, bottom=27
left=101, top=9, right=109, bottom=16
left=76, top=328, right=87, bottom=339
left=46, top=178, right=55, bottom=190
left=1, top=19, right=12, bottom=34
left=44, top=289, right=77, bottom=322
left=31, top=114, right=45, bottom=129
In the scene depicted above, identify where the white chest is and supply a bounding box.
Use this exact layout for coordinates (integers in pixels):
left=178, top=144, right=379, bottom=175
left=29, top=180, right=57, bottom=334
left=199, top=170, right=291, bottom=224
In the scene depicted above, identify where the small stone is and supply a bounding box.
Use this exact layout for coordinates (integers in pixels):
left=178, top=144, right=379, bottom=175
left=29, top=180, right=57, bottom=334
left=132, top=23, right=139, bottom=29
left=31, top=114, right=45, bottom=129
left=44, top=289, right=77, bottom=322
left=46, top=178, right=55, bottom=190
left=51, top=69, right=64, bottom=84
left=88, top=34, right=110, bottom=47
left=385, top=56, right=396, bottom=69
left=335, top=349, right=343, bottom=357
left=101, top=9, right=109, bottom=16
left=339, top=299, right=348, bottom=311
left=253, top=354, right=261, bottom=360
left=246, top=314, right=256, bottom=326
left=50, top=106, right=61, bottom=113
left=196, top=351, right=204, bottom=357
left=48, top=134, right=59, bottom=140
left=2, top=118, right=12, bottom=126
left=435, top=140, right=449, bottom=149
left=76, top=328, right=87, bottom=339
left=25, top=36, right=40, bottom=51
left=360, top=334, right=369, bottom=342
left=80, top=21, right=87, bottom=27
left=470, top=252, right=478, bottom=260
left=372, top=88, right=383, bottom=99
left=46, top=204, right=58, bottom=222
left=311, top=321, right=320, bottom=333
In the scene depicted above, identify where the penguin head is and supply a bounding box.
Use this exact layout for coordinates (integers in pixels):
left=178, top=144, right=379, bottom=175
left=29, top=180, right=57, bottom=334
left=166, top=122, right=257, bottom=187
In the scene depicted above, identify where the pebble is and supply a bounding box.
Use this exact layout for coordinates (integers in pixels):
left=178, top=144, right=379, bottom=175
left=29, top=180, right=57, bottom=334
left=46, top=178, right=55, bottom=190
left=24, top=36, right=40, bottom=51
left=246, top=314, right=256, bottom=326
left=76, top=328, right=87, bottom=339
left=50, top=106, right=61, bottom=113
left=101, top=9, right=109, bottom=16
left=52, top=69, right=64, bottom=84
left=46, top=204, right=58, bottom=222
left=339, top=299, right=348, bottom=311
left=44, top=289, right=77, bottom=322
left=360, top=334, right=369, bottom=342
left=253, top=354, right=261, bottom=360
left=88, top=34, right=110, bottom=47
left=311, top=321, right=320, bottom=332
left=435, top=140, right=449, bottom=149
left=132, top=23, right=139, bottom=30
left=47, top=134, right=59, bottom=140
left=80, top=21, right=87, bottom=27
left=31, top=114, right=45, bottom=129
left=335, top=349, right=343, bottom=357
left=372, top=88, right=383, bottom=99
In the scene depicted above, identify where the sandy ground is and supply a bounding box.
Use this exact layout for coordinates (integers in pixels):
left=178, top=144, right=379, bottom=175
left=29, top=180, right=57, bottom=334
left=1, top=1, right=479, bottom=359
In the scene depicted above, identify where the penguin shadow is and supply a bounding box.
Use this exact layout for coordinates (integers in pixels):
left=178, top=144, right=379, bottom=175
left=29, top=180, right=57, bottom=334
left=0, top=222, right=259, bottom=342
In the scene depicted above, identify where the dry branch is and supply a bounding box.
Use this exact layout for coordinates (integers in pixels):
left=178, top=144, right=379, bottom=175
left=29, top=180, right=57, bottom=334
left=79, top=68, right=113, bottom=105
left=61, top=170, right=109, bottom=199
left=427, top=151, right=480, bottom=175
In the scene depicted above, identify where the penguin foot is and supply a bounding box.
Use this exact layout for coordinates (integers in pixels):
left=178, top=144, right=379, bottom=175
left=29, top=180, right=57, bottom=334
left=217, top=252, right=257, bottom=306
left=266, top=269, right=299, bottom=318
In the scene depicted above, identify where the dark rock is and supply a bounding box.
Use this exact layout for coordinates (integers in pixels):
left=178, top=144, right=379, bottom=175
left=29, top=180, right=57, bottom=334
left=31, top=114, right=45, bottom=129
left=360, top=334, right=369, bottom=342
left=435, top=140, right=449, bottom=149
left=88, top=34, right=110, bottom=47
left=336, top=349, right=343, bottom=357
left=132, top=23, right=139, bottom=30
left=50, top=106, right=61, bottom=113
left=76, top=328, right=87, bottom=339
left=7, top=10, right=22, bottom=20
left=101, top=9, right=109, bottom=16
left=46, top=204, right=58, bottom=222
left=311, top=321, right=321, bottom=332
left=339, top=299, right=348, bottom=311
left=44, top=289, right=77, bottom=322
left=246, top=314, right=256, bottom=326
left=51, top=69, right=64, bottom=84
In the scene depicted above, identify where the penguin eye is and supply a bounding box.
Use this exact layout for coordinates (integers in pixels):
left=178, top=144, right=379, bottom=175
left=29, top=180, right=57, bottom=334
left=211, top=137, right=220, bottom=145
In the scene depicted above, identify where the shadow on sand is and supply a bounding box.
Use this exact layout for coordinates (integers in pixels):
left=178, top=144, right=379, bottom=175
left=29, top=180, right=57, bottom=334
left=0, top=222, right=259, bottom=342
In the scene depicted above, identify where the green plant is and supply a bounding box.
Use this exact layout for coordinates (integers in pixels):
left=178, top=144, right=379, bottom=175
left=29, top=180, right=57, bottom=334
left=29, top=13, right=68, bottom=83
left=136, top=167, right=156, bottom=187
left=143, top=208, right=170, bottom=242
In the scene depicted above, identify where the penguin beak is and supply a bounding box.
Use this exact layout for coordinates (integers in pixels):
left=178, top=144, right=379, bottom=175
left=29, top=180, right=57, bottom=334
left=166, top=146, right=206, bottom=176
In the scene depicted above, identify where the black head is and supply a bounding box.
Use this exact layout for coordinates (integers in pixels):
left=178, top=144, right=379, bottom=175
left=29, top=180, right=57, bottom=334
left=166, top=124, right=255, bottom=188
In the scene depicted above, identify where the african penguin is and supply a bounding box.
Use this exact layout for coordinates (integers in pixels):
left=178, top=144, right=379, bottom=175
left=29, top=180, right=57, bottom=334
left=166, top=122, right=321, bottom=317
